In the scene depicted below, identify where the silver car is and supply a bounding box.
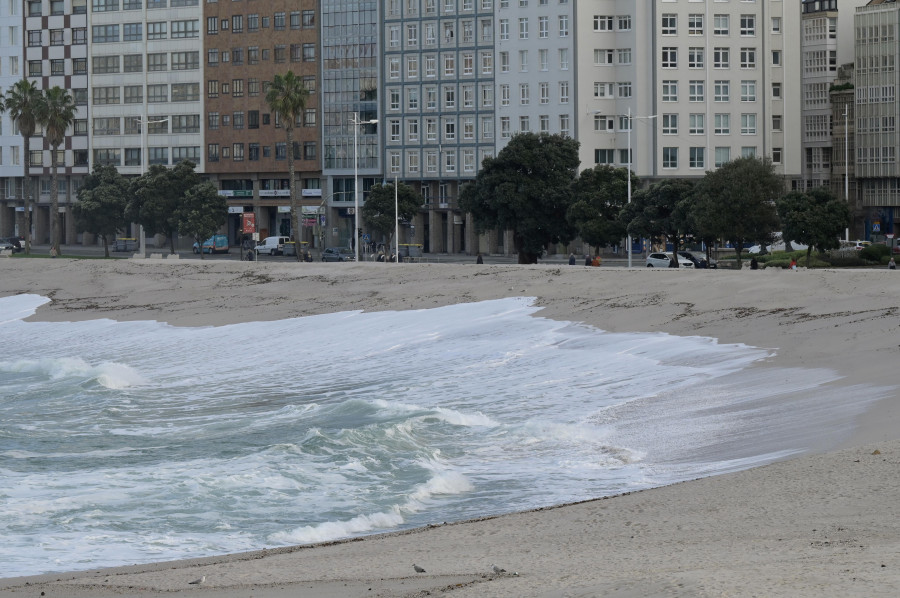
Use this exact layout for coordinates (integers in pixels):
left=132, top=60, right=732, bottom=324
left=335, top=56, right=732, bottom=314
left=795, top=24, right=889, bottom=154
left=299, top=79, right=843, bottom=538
left=321, top=247, right=356, bottom=262
left=646, top=252, right=693, bottom=268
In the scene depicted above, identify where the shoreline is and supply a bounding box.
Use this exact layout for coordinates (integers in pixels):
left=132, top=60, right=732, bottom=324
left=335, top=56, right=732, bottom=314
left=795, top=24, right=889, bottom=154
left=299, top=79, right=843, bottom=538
left=1, top=260, right=898, bottom=596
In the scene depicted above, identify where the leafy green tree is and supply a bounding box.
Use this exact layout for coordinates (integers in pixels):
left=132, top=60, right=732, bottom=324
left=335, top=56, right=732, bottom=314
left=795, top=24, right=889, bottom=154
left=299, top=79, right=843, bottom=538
left=71, top=165, right=130, bottom=258
left=36, top=86, right=77, bottom=256
left=777, top=187, right=850, bottom=267
left=265, top=71, right=309, bottom=262
left=459, top=132, right=579, bottom=264
left=692, top=156, right=783, bottom=267
left=4, top=80, right=42, bottom=254
left=362, top=182, right=422, bottom=251
left=127, top=160, right=202, bottom=254
left=619, top=178, right=696, bottom=267
left=567, top=165, right=632, bottom=254
left=174, top=182, right=228, bottom=260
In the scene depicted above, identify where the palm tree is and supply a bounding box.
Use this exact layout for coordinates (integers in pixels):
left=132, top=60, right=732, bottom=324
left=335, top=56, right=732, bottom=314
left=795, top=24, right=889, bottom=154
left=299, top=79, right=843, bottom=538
left=37, top=86, right=76, bottom=257
left=4, top=80, right=42, bottom=254
left=265, top=71, right=309, bottom=261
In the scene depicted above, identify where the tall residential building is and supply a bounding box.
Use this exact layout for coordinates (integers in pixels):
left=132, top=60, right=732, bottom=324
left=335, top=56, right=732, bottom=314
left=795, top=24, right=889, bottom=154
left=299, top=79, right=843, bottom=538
left=580, top=1, right=801, bottom=187
left=799, top=0, right=868, bottom=192
left=853, top=0, right=900, bottom=238
left=0, top=0, right=23, bottom=238
left=24, top=0, right=89, bottom=245
left=203, top=0, right=322, bottom=244
left=321, top=0, right=379, bottom=249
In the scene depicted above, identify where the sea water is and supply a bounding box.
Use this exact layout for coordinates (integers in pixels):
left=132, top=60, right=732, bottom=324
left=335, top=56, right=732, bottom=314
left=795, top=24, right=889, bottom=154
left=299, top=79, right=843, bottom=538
left=0, top=294, right=890, bottom=578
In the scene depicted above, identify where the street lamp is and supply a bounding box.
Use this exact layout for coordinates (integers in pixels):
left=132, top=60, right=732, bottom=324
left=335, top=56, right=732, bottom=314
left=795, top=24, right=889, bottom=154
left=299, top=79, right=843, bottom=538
left=133, top=115, right=169, bottom=258
left=626, top=107, right=657, bottom=268
left=350, top=113, right=378, bottom=262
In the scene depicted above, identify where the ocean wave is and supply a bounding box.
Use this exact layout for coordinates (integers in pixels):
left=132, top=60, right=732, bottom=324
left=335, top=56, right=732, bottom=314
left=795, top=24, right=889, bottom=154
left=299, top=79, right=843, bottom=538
left=0, top=357, right=145, bottom=389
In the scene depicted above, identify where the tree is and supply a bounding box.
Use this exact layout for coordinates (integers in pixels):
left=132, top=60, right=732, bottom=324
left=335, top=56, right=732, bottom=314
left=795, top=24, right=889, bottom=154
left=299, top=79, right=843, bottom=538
left=37, top=86, right=77, bottom=257
left=458, top=133, right=580, bottom=263
left=174, top=182, right=228, bottom=260
left=692, top=156, right=783, bottom=267
left=71, top=165, right=129, bottom=258
left=127, top=160, right=202, bottom=254
left=567, top=165, right=632, bottom=254
left=265, top=71, right=309, bottom=262
left=619, top=178, right=696, bottom=267
left=4, top=80, right=42, bottom=254
left=362, top=182, right=422, bottom=255
left=777, top=187, right=850, bottom=267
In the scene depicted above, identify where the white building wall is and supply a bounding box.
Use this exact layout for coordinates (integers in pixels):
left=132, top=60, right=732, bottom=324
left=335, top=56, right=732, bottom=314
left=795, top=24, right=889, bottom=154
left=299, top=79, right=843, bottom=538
left=0, top=0, right=23, bottom=183
left=88, top=3, right=204, bottom=176
left=494, top=0, right=575, bottom=151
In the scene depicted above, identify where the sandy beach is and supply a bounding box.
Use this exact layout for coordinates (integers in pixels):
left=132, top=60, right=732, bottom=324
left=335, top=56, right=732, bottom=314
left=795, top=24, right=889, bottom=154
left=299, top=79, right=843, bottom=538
left=1, top=258, right=898, bottom=597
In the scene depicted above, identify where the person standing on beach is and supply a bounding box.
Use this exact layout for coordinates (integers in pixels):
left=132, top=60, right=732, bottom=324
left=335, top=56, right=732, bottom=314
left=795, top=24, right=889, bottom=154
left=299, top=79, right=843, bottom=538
left=476, top=253, right=484, bottom=264
left=584, top=254, right=591, bottom=266
left=890, top=257, right=896, bottom=270
left=568, top=253, right=576, bottom=265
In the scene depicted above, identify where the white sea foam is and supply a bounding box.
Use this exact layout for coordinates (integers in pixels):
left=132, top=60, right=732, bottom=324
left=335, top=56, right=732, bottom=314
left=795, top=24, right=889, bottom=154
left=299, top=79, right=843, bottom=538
left=0, top=294, right=893, bottom=578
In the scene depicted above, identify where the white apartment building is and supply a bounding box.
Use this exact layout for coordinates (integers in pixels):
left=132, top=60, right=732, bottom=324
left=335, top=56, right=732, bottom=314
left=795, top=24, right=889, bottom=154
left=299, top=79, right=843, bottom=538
left=853, top=0, right=900, bottom=236
left=577, top=0, right=801, bottom=186
left=800, top=0, right=867, bottom=191
left=88, top=0, right=204, bottom=178
left=495, top=0, right=575, bottom=147
left=0, top=0, right=23, bottom=238
left=24, top=0, right=90, bottom=245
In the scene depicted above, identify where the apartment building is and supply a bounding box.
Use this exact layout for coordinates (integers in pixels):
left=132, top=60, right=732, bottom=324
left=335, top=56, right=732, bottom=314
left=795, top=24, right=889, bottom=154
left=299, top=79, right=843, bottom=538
left=24, top=0, right=90, bottom=245
left=320, top=0, right=379, bottom=249
left=853, top=0, right=900, bottom=238
left=0, top=0, right=23, bottom=238
left=204, top=0, right=322, bottom=244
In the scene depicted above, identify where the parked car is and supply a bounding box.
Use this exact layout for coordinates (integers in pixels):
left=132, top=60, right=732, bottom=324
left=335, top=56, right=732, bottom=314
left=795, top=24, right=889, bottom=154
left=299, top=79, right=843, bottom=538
left=841, top=240, right=871, bottom=251
left=678, top=251, right=717, bottom=269
left=321, top=247, right=356, bottom=262
left=0, top=236, right=22, bottom=253
left=255, top=236, right=290, bottom=256
left=193, top=234, right=229, bottom=254
left=646, top=252, right=693, bottom=268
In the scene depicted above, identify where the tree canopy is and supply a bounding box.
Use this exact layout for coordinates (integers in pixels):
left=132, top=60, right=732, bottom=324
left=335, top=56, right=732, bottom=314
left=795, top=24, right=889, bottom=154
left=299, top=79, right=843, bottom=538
left=265, top=71, right=309, bottom=261
left=459, top=132, right=579, bottom=263
left=4, top=79, right=42, bottom=253
left=174, top=182, right=228, bottom=260
left=362, top=182, right=422, bottom=247
left=692, top=156, right=783, bottom=265
left=71, top=164, right=130, bottom=258
left=777, top=187, right=850, bottom=266
left=567, top=165, right=632, bottom=253
left=127, top=160, right=202, bottom=253
left=620, top=178, right=696, bottom=266
left=38, top=86, right=77, bottom=256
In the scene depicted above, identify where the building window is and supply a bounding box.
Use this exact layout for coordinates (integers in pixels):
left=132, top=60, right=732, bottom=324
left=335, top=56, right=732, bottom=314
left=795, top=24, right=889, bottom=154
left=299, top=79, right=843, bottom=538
left=662, top=14, right=676, bottom=35
left=741, top=80, right=757, bottom=102
left=741, top=113, right=757, bottom=135
left=662, top=114, right=678, bottom=135
left=663, top=147, right=678, bottom=169
left=147, top=22, right=167, bottom=40
left=662, top=80, right=677, bottom=102
left=713, top=47, right=729, bottom=68
left=690, top=113, right=704, bottom=135
left=740, top=47, right=756, bottom=69
left=714, top=14, right=729, bottom=35
left=715, top=147, right=730, bottom=167
left=714, top=113, right=730, bottom=134
left=689, top=147, right=705, bottom=169
left=740, top=14, right=755, bottom=36
left=688, top=47, right=704, bottom=69
left=772, top=147, right=782, bottom=163
left=662, top=47, right=677, bottom=68
left=714, top=80, right=729, bottom=102
left=688, top=14, right=703, bottom=35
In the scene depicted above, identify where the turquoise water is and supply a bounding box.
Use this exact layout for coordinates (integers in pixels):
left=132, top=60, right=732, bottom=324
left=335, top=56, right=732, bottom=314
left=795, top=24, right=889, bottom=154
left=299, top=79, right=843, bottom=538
left=0, top=295, right=889, bottom=577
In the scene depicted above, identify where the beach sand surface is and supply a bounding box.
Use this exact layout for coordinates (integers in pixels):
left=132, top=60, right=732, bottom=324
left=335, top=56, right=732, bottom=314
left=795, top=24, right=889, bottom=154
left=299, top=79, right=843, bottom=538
left=1, top=259, right=898, bottom=597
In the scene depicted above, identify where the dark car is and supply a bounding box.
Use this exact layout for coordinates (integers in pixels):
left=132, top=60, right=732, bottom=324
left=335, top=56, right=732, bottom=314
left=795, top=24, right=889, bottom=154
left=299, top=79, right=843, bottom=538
left=0, top=237, right=22, bottom=253
left=678, top=251, right=717, bottom=269
left=321, top=247, right=356, bottom=262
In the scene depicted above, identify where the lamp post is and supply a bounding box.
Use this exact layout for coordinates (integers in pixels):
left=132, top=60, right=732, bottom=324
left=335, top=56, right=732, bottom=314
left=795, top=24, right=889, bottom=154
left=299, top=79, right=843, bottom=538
left=626, top=107, right=657, bottom=267
left=133, top=115, right=169, bottom=258
left=350, top=113, right=378, bottom=262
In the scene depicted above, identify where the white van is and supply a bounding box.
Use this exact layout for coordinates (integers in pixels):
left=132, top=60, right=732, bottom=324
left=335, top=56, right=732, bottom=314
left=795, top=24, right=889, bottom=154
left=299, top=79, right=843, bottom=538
left=255, top=236, right=290, bottom=256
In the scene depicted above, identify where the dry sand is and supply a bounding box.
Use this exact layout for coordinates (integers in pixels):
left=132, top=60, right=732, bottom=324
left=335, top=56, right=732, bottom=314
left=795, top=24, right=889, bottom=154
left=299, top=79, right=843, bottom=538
left=1, top=258, right=898, bottom=597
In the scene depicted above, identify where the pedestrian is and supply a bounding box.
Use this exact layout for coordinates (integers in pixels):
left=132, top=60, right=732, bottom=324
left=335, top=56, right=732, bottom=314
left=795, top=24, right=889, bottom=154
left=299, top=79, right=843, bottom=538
left=476, top=252, right=484, bottom=264
left=49, top=246, right=57, bottom=258
left=790, top=258, right=797, bottom=271
left=584, top=254, right=591, bottom=266
left=889, top=257, right=896, bottom=270
left=750, top=257, right=758, bottom=270
left=568, top=253, right=576, bottom=265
